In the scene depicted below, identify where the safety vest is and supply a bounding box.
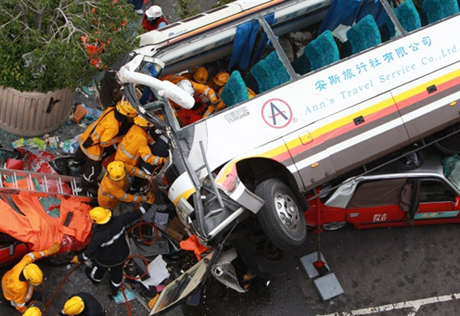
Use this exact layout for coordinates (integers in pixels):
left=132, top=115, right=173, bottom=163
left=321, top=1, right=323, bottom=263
left=97, top=174, right=142, bottom=210
left=77, top=107, right=121, bottom=161
left=114, top=125, right=166, bottom=179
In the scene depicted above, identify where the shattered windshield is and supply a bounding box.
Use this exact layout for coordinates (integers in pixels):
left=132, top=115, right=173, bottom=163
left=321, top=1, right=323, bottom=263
left=443, top=155, right=460, bottom=191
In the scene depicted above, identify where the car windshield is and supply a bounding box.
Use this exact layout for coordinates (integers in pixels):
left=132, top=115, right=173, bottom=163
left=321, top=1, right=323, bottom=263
left=443, top=155, right=460, bottom=191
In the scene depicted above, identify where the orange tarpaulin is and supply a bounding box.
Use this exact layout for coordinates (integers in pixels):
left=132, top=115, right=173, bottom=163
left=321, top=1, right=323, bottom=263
left=0, top=179, right=92, bottom=251
left=180, top=235, right=210, bottom=261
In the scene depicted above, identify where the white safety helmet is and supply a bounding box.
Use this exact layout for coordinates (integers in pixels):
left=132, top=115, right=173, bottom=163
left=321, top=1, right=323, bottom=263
left=176, top=80, right=194, bottom=96
left=146, top=5, right=163, bottom=19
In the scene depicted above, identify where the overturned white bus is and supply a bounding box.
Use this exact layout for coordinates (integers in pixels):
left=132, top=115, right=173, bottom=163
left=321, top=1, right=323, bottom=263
left=113, top=0, right=460, bottom=312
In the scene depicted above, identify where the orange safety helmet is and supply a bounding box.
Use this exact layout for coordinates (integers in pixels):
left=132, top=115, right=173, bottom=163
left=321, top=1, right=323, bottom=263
left=213, top=72, right=230, bottom=87
left=192, top=67, right=208, bottom=84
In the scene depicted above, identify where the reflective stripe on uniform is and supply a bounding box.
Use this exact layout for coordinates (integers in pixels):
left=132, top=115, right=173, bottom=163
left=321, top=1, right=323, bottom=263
left=27, top=253, right=35, bottom=260
left=142, top=153, right=152, bottom=161
left=111, top=280, right=122, bottom=287
left=24, top=284, right=33, bottom=302
left=101, top=190, right=115, bottom=199
left=90, top=266, right=102, bottom=282
left=101, top=228, right=125, bottom=247
left=159, top=135, right=168, bottom=143
left=119, top=144, right=138, bottom=160
left=78, top=138, right=103, bottom=161
left=83, top=166, right=96, bottom=182
left=40, top=251, right=45, bottom=257
left=101, top=139, right=115, bottom=146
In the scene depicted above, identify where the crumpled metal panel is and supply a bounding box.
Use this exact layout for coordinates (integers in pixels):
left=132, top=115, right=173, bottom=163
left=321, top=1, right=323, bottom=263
left=0, top=86, right=74, bottom=137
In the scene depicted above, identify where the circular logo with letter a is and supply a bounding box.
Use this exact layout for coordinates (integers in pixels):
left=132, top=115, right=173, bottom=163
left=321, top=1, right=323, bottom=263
left=261, top=99, right=292, bottom=129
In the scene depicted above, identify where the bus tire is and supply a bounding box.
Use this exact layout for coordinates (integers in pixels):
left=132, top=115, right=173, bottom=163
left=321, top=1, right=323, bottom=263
left=255, top=179, right=307, bottom=251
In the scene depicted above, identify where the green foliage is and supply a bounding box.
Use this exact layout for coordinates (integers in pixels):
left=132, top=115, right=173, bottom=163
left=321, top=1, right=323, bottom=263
left=0, top=0, right=141, bottom=92
left=178, top=0, right=200, bottom=19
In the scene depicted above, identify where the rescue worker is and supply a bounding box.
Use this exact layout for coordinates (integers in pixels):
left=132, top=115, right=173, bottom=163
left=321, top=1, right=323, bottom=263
left=73, top=100, right=138, bottom=195
left=59, top=292, right=106, bottom=316
left=71, top=205, right=154, bottom=296
left=142, top=5, right=168, bottom=31
left=181, top=66, right=209, bottom=85
left=176, top=79, right=219, bottom=125
left=1, top=242, right=61, bottom=312
left=97, top=160, right=154, bottom=210
left=162, top=74, right=219, bottom=125
left=114, top=115, right=168, bottom=184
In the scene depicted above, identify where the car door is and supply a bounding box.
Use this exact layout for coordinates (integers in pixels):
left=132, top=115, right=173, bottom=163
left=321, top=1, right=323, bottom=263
left=413, top=178, right=460, bottom=223
left=342, top=178, right=411, bottom=228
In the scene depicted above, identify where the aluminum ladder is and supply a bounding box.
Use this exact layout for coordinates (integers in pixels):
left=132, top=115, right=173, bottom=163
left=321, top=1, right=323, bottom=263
left=0, top=168, right=92, bottom=200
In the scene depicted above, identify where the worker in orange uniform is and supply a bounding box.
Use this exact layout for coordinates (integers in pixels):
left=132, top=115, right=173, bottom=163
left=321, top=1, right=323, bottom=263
left=97, top=160, right=154, bottom=210
left=162, top=74, right=219, bottom=125
left=73, top=100, right=138, bottom=195
left=114, top=115, right=168, bottom=183
left=1, top=242, right=61, bottom=312
left=183, top=66, right=209, bottom=85
left=71, top=205, right=154, bottom=296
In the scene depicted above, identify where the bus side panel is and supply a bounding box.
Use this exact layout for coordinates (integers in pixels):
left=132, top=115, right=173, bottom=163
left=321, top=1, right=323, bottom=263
left=317, top=92, right=410, bottom=176
left=283, top=122, right=337, bottom=189
left=392, top=62, right=460, bottom=142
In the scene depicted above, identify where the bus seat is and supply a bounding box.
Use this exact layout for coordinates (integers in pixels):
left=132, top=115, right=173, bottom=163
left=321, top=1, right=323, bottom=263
left=386, top=0, right=421, bottom=37
left=422, top=0, right=459, bottom=24
left=264, top=51, right=290, bottom=84
left=220, top=71, right=249, bottom=108
left=250, top=60, right=274, bottom=93
left=346, top=15, right=381, bottom=54
left=291, top=53, right=310, bottom=75
left=303, top=30, right=339, bottom=71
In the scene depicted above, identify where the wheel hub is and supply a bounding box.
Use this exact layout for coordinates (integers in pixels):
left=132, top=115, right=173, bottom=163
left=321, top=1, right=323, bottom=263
left=274, top=192, right=300, bottom=231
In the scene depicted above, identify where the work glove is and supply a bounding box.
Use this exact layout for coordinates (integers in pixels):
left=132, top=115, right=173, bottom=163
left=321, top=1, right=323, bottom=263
left=71, top=255, right=81, bottom=264
left=144, top=192, right=155, bottom=204
left=47, top=242, right=61, bottom=256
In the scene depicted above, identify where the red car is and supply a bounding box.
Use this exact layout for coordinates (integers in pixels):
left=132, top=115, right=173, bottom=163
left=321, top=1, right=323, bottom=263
left=305, top=151, right=460, bottom=231
left=0, top=148, right=92, bottom=267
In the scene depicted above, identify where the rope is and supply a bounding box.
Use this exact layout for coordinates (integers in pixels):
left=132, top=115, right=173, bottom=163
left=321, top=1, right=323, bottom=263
left=42, top=262, right=83, bottom=316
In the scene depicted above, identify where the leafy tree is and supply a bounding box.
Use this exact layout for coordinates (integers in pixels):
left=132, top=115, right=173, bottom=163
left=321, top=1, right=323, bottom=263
left=0, top=0, right=141, bottom=92
left=178, top=0, right=200, bottom=19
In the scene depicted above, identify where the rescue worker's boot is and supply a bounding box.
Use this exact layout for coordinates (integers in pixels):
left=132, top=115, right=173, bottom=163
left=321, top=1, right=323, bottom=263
left=110, top=282, right=120, bottom=297
left=85, top=267, right=101, bottom=286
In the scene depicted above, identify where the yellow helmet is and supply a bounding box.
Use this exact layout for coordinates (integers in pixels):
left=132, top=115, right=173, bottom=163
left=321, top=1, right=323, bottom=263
left=134, top=116, right=154, bottom=128
left=107, top=161, right=126, bottom=181
left=116, top=100, right=137, bottom=118
left=213, top=72, right=230, bottom=87
left=63, top=296, right=85, bottom=316
left=192, top=66, right=208, bottom=84
left=23, top=264, right=43, bottom=286
left=89, top=207, right=112, bottom=225
left=23, top=307, right=42, bottom=316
